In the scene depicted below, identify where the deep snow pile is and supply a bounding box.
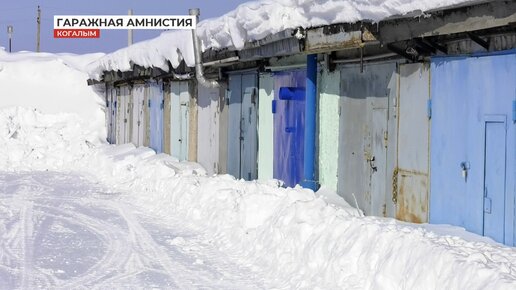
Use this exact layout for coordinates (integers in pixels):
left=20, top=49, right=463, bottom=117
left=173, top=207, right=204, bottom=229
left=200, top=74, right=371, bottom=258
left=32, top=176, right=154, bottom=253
left=88, top=0, right=474, bottom=79
left=2, top=108, right=516, bottom=289
left=0, top=49, right=106, bottom=141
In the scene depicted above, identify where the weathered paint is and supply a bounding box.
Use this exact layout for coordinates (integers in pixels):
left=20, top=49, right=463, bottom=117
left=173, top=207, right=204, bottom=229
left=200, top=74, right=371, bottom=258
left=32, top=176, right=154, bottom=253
left=170, top=81, right=190, bottom=161
left=395, top=63, right=430, bottom=223
left=258, top=73, right=274, bottom=180
left=317, top=69, right=340, bottom=192
left=337, top=62, right=398, bottom=217
left=227, top=73, right=258, bottom=180
left=305, top=26, right=376, bottom=53
left=148, top=81, right=164, bottom=153
left=197, top=84, right=220, bottom=175
left=430, top=52, right=516, bottom=246
left=130, top=84, right=146, bottom=147
left=273, top=70, right=306, bottom=187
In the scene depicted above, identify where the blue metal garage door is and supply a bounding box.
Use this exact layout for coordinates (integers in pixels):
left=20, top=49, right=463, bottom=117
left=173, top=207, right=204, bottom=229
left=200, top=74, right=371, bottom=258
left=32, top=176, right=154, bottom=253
left=273, top=70, right=306, bottom=187
left=430, top=51, right=516, bottom=245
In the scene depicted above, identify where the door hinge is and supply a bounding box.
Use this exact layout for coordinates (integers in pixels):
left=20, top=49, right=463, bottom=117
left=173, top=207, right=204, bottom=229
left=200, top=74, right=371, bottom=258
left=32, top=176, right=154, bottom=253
left=427, top=99, right=432, bottom=119
left=148, top=99, right=151, bottom=108
left=512, top=100, right=515, bottom=123
left=226, top=89, right=232, bottom=106
left=251, top=88, right=257, bottom=104
left=383, top=131, right=388, bottom=148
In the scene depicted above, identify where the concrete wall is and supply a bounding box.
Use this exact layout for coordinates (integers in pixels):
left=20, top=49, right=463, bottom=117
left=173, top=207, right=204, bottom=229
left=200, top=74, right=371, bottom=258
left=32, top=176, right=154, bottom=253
left=258, top=73, right=274, bottom=180
left=317, top=69, right=340, bottom=192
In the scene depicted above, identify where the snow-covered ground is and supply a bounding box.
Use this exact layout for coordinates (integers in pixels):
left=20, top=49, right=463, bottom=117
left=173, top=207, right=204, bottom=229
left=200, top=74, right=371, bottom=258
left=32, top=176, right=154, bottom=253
left=3, top=107, right=516, bottom=289
left=3, top=35, right=516, bottom=289
left=0, top=170, right=268, bottom=289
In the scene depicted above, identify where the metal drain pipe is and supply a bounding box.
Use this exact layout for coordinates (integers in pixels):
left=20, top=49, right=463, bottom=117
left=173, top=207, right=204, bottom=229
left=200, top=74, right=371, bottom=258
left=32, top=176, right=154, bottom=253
left=189, top=8, right=219, bottom=88
left=301, top=54, right=319, bottom=191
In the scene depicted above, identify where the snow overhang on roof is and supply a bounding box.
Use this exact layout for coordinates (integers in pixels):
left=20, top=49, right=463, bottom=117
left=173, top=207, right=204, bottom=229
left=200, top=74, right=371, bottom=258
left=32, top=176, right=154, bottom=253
left=378, top=0, right=516, bottom=43
left=89, top=0, right=516, bottom=82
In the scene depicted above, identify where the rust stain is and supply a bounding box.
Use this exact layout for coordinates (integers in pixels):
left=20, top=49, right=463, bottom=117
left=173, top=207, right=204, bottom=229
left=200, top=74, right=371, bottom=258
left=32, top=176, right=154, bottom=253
left=395, top=168, right=429, bottom=224
left=362, top=29, right=377, bottom=42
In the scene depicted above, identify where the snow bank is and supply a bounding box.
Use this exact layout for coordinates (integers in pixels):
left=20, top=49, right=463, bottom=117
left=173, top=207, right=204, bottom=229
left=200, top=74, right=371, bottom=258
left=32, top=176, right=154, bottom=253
left=2, top=107, right=516, bottom=289
left=0, top=49, right=106, bottom=141
left=88, top=0, right=473, bottom=79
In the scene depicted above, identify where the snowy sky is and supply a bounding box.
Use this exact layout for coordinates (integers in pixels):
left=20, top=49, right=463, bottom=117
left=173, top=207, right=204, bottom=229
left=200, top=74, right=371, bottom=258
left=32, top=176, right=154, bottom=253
left=0, top=0, right=249, bottom=54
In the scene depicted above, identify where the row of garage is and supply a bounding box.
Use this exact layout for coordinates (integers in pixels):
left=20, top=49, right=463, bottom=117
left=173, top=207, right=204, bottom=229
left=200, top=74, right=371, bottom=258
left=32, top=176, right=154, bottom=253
left=95, top=1, right=516, bottom=245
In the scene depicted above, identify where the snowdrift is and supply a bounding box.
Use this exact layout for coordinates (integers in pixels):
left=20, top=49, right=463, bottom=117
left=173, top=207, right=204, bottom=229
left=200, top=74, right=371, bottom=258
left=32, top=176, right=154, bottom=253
left=2, top=107, right=516, bottom=289
left=0, top=49, right=106, bottom=141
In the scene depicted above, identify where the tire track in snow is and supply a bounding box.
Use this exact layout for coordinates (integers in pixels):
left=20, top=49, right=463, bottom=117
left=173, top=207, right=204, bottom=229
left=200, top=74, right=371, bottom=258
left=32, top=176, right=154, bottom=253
left=114, top=202, right=206, bottom=288
left=1, top=171, right=267, bottom=289
left=20, top=201, right=34, bottom=290
left=37, top=204, right=132, bottom=289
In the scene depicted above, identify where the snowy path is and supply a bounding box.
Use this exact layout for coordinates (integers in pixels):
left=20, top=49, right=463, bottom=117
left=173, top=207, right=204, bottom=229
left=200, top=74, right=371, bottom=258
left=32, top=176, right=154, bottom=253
left=0, top=171, right=266, bottom=289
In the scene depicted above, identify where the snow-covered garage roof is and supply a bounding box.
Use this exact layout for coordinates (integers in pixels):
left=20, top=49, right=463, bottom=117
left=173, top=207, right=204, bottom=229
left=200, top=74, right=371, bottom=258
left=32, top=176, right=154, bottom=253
left=87, top=0, right=479, bottom=79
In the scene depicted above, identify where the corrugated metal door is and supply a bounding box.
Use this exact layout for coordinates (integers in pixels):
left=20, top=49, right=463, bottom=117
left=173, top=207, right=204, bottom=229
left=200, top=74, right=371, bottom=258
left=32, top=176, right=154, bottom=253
left=430, top=52, right=515, bottom=245
left=273, top=70, right=306, bottom=187
left=483, top=116, right=507, bottom=242
left=396, top=63, right=430, bottom=223
left=171, top=81, right=190, bottom=161
left=149, top=82, right=164, bottom=153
